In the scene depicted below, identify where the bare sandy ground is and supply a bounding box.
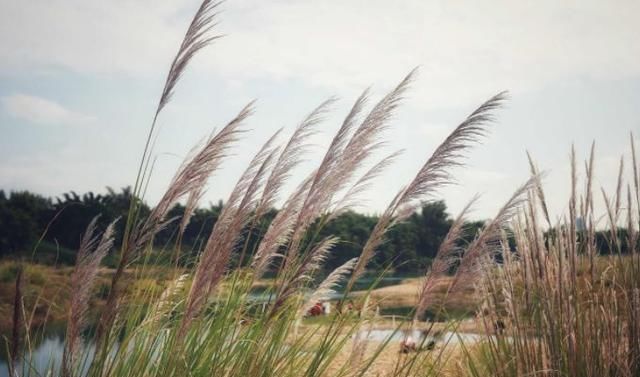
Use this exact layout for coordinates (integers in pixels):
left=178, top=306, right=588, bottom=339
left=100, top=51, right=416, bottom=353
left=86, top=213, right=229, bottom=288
left=352, top=277, right=478, bottom=316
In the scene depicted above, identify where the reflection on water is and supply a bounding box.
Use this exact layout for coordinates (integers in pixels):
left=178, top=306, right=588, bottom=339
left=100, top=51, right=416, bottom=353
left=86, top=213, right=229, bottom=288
left=0, top=326, right=65, bottom=377
left=0, top=325, right=104, bottom=377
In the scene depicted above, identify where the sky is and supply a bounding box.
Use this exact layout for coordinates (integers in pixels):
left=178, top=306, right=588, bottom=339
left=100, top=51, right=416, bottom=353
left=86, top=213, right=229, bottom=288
left=0, top=0, right=639, bottom=222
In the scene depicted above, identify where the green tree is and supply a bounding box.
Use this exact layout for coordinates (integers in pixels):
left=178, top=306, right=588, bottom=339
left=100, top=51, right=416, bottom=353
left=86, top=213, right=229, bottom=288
left=0, top=190, right=51, bottom=256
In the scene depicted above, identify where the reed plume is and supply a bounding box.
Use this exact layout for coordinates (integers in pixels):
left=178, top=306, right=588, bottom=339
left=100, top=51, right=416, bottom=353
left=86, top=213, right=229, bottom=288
left=98, top=103, right=251, bottom=340
left=143, top=273, right=189, bottom=326
left=135, top=0, right=222, bottom=198
left=289, top=72, right=415, bottom=255
left=450, top=175, right=537, bottom=293
left=255, top=100, right=333, bottom=220
left=249, top=99, right=336, bottom=279
left=272, top=236, right=340, bottom=315
left=157, top=0, right=222, bottom=115
left=331, top=150, right=403, bottom=218
left=97, top=0, right=226, bottom=342
left=526, top=151, right=551, bottom=227
left=270, top=73, right=417, bottom=307
left=414, top=196, right=478, bottom=322
left=134, top=0, right=222, bottom=227
left=181, top=129, right=280, bottom=333
left=345, top=91, right=507, bottom=293
left=251, top=175, right=314, bottom=279
left=631, top=132, right=639, bottom=222
left=63, top=217, right=116, bottom=377
left=297, top=258, right=356, bottom=320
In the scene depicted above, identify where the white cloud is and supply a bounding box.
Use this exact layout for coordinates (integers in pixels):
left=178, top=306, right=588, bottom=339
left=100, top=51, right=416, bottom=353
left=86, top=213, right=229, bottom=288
left=209, top=0, right=640, bottom=108
left=2, top=94, right=95, bottom=125
left=1, top=1, right=639, bottom=108
left=0, top=0, right=182, bottom=77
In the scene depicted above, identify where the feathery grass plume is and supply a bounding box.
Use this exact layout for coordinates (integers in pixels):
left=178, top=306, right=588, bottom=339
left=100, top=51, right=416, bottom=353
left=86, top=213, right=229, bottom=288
left=143, top=273, right=189, bottom=326
left=98, top=103, right=252, bottom=340
left=414, top=196, right=478, bottom=323
left=157, top=0, right=222, bottom=115
left=250, top=99, right=337, bottom=278
left=450, top=175, right=537, bottom=293
left=254, top=100, right=332, bottom=220
left=324, top=71, right=415, bottom=190
left=615, top=157, right=624, bottom=218
left=132, top=0, right=222, bottom=236
left=468, top=142, right=640, bottom=377
left=181, top=131, right=280, bottom=333
left=96, top=0, right=227, bottom=342
left=296, top=236, right=341, bottom=281
left=63, top=217, right=116, bottom=377
left=251, top=174, right=314, bottom=279
left=305, top=90, right=369, bottom=203
left=9, top=263, right=24, bottom=377
left=582, top=143, right=598, bottom=277
left=345, top=91, right=507, bottom=293
left=205, top=132, right=280, bottom=279
left=526, top=151, right=551, bottom=227
left=145, top=102, right=254, bottom=236
left=395, top=91, right=507, bottom=214
left=585, top=141, right=596, bottom=217
left=567, top=144, right=579, bottom=283
left=272, top=236, right=340, bottom=315
left=297, top=258, right=357, bottom=319
left=239, top=100, right=332, bottom=268
left=174, top=184, right=205, bottom=264
left=175, top=129, right=216, bottom=236
left=602, top=189, right=620, bottom=253
left=330, top=150, right=403, bottom=218
left=290, top=72, right=415, bottom=254
left=216, top=134, right=282, bottom=269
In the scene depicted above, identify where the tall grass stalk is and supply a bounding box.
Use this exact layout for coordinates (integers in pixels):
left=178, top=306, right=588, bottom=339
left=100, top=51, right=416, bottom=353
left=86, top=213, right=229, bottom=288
left=464, top=140, right=640, bottom=376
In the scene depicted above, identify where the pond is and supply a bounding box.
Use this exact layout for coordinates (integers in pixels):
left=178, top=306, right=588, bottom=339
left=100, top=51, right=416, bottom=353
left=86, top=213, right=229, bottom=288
left=0, top=324, right=65, bottom=377
left=0, top=323, right=109, bottom=377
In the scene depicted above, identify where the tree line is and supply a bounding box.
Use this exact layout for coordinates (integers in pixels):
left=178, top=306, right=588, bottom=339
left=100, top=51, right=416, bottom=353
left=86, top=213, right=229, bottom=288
left=0, top=187, right=482, bottom=272
left=0, top=187, right=628, bottom=272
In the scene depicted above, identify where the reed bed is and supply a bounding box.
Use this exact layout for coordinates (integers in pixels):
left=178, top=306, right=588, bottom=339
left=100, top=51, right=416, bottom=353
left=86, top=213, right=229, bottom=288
left=462, top=139, right=640, bottom=377
left=5, top=1, right=638, bottom=377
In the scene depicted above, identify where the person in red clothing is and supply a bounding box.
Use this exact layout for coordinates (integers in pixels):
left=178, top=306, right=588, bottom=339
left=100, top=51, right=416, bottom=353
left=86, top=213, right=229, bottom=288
left=307, top=302, right=324, bottom=316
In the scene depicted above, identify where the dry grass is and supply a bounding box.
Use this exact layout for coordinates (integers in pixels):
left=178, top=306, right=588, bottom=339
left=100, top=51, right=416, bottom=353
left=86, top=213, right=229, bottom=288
left=463, top=137, right=640, bottom=377
left=353, top=277, right=477, bottom=316
left=0, top=262, right=177, bottom=333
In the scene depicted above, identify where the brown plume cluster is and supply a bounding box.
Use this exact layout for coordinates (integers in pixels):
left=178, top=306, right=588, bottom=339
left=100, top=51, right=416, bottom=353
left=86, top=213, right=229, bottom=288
left=63, top=217, right=116, bottom=377
left=65, top=0, right=522, bottom=369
